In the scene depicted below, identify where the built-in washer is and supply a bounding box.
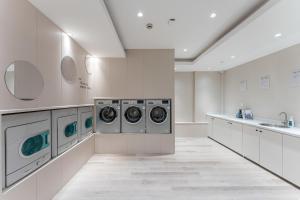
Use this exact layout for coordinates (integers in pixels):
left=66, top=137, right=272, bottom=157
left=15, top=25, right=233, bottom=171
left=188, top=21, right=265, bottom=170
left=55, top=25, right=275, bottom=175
left=52, top=108, right=78, bottom=157
left=2, top=111, right=51, bottom=187
left=96, top=99, right=121, bottom=133
left=146, top=99, right=171, bottom=134
left=78, top=106, right=93, bottom=141
left=121, top=99, right=146, bottom=133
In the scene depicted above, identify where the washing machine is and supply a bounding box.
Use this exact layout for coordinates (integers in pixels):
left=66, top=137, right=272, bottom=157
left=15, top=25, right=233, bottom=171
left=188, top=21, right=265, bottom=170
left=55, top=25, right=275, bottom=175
left=121, top=99, right=146, bottom=133
left=52, top=108, right=78, bottom=157
left=2, top=111, right=51, bottom=187
left=96, top=99, right=121, bottom=133
left=78, top=106, right=94, bottom=141
left=146, top=99, right=171, bottom=134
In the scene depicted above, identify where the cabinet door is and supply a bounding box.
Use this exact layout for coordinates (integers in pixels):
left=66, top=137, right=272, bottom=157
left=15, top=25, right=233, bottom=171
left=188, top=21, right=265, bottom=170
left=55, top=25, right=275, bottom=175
left=208, top=117, right=214, bottom=139
left=283, top=135, right=300, bottom=187
left=243, top=125, right=260, bottom=163
left=260, top=130, right=283, bottom=176
left=229, top=122, right=243, bottom=154
left=212, top=118, right=224, bottom=142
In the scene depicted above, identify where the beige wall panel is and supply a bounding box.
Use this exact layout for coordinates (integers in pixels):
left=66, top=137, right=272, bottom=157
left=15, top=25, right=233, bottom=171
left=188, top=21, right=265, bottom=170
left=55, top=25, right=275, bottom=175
left=90, top=59, right=111, bottom=98
left=175, top=72, right=194, bottom=122
left=108, top=58, right=128, bottom=98
left=61, top=34, right=80, bottom=105
left=224, top=44, right=300, bottom=124
left=36, top=158, right=63, bottom=200
left=36, top=13, right=62, bottom=107
left=143, top=50, right=174, bottom=98
left=126, top=50, right=144, bottom=98
left=0, top=0, right=38, bottom=109
left=2, top=174, right=37, bottom=200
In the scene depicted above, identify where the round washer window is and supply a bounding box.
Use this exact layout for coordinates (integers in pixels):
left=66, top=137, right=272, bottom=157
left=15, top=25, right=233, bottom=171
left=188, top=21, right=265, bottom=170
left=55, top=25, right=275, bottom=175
left=150, top=106, right=167, bottom=123
left=64, top=122, right=77, bottom=137
left=99, top=106, right=117, bottom=123
left=125, top=106, right=142, bottom=123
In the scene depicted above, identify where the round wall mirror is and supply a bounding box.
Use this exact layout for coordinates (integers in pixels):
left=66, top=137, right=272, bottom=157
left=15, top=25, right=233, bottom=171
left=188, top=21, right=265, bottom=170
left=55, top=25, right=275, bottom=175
left=61, top=56, right=77, bottom=82
left=4, top=60, right=44, bottom=101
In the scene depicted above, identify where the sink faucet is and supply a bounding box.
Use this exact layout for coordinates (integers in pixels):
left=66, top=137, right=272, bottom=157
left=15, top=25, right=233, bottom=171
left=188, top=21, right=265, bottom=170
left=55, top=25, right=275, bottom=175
left=279, top=112, right=288, bottom=128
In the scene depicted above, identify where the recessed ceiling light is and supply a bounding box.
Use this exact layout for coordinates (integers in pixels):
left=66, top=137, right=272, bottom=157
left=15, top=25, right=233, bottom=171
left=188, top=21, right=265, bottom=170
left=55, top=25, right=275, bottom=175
left=183, top=49, right=188, bottom=52
left=210, top=12, right=217, bottom=18
left=274, top=33, right=282, bottom=38
left=137, top=11, right=143, bottom=18
left=231, top=55, right=236, bottom=59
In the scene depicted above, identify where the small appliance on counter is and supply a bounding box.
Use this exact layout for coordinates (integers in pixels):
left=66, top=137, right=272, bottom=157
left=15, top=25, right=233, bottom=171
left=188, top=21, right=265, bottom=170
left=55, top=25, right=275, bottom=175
left=236, top=108, right=253, bottom=120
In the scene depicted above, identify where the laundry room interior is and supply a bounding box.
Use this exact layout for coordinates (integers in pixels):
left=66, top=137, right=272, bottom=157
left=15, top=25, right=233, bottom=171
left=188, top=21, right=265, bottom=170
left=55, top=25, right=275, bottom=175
left=1, top=0, right=300, bottom=199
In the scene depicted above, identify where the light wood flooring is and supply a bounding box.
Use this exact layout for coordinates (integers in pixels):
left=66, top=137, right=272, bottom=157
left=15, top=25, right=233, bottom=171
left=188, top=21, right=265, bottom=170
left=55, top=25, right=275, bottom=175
left=53, top=137, right=300, bottom=200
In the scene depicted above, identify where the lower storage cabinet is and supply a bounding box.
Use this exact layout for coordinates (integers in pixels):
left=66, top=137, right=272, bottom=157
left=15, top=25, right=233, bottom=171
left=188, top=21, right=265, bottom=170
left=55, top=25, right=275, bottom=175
left=283, top=135, right=300, bottom=186
left=259, top=129, right=283, bottom=176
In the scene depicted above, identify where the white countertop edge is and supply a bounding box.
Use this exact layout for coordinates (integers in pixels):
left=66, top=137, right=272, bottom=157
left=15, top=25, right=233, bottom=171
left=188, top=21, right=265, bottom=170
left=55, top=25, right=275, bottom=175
left=175, top=122, right=208, bottom=125
left=207, top=113, right=300, bottom=138
left=0, top=104, right=94, bottom=115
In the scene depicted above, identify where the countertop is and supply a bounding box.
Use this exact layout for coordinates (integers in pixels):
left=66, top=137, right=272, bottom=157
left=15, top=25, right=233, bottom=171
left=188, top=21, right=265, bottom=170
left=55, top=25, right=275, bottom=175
left=207, top=113, right=300, bottom=138
left=0, top=104, right=94, bottom=115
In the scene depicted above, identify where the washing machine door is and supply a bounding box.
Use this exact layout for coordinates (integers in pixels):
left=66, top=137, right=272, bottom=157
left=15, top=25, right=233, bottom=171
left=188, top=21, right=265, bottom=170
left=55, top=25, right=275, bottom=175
left=6, top=119, right=51, bottom=175
left=57, top=115, right=78, bottom=152
left=125, top=106, right=142, bottom=124
left=150, top=106, right=167, bottom=124
left=99, top=106, right=117, bottom=123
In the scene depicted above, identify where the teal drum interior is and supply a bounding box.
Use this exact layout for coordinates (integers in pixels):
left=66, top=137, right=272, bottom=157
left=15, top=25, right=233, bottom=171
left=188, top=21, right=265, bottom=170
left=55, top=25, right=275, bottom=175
left=85, top=117, right=93, bottom=129
left=64, top=122, right=77, bottom=137
left=21, top=130, right=49, bottom=157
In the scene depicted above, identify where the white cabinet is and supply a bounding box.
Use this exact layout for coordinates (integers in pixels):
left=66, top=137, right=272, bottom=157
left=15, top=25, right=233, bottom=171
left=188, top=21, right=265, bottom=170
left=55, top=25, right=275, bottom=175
left=207, top=117, right=215, bottom=139
left=212, top=118, right=225, bottom=142
left=243, top=125, right=260, bottom=163
left=283, top=135, right=300, bottom=186
left=211, top=118, right=243, bottom=154
left=260, top=129, right=283, bottom=176
left=228, top=122, right=243, bottom=154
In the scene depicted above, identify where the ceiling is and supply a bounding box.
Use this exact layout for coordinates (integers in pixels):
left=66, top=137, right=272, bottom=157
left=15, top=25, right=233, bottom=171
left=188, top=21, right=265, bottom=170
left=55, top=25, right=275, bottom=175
left=28, top=0, right=125, bottom=58
left=105, top=0, right=265, bottom=60
left=28, top=0, right=300, bottom=72
left=176, top=0, right=300, bottom=71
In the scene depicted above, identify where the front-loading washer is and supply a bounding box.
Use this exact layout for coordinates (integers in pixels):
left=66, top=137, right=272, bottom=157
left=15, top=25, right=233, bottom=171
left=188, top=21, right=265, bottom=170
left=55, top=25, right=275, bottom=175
left=2, top=111, right=51, bottom=187
left=146, top=99, right=171, bottom=134
left=121, top=99, right=146, bottom=133
left=96, top=99, right=121, bottom=133
left=78, top=106, right=93, bottom=141
left=52, top=108, right=78, bottom=157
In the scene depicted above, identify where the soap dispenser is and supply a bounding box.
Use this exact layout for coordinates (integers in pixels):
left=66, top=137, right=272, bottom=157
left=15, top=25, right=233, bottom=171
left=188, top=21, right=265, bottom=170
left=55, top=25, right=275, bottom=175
left=288, top=116, right=295, bottom=128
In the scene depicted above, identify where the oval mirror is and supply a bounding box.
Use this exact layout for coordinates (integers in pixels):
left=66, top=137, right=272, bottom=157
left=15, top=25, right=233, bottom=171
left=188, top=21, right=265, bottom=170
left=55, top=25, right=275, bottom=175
left=4, top=60, right=44, bottom=101
left=61, top=56, right=77, bottom=82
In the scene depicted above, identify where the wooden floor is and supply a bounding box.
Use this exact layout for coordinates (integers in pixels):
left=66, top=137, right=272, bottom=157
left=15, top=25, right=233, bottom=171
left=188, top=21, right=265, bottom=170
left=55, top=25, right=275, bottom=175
left=53, top=137, right=300, bottom=200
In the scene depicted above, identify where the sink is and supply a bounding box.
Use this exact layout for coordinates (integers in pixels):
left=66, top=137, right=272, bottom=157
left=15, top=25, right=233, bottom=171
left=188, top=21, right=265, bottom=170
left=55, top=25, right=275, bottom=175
left=259, top=123, right=289, bottom=128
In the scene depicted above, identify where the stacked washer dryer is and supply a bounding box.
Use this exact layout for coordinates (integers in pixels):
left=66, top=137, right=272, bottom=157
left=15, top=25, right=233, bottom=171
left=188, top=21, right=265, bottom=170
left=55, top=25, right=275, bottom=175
left=52, top=108, right=78, bottom=157
left=96, top=99, right=121, bottom=133
left=2, top=111, right=51, bottom=187
left=146, top=99, right=171, bottom=134
left=121, top=99, right=146, bottom=133
left=78, top=106, right=93, bottom=140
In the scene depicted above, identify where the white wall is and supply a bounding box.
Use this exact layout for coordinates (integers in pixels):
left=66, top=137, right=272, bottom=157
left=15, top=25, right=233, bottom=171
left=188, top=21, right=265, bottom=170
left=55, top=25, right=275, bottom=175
left=0, top=0, right=90, bottom=110
left=224, top=43, right=300, bottom=126
left=175, top=72, right=194, bottom=122
left=175, top=72, right=222, bottom=122
left=194, top=72, right=222, bottom=122
left=175, top=71, right=221, bottom=137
